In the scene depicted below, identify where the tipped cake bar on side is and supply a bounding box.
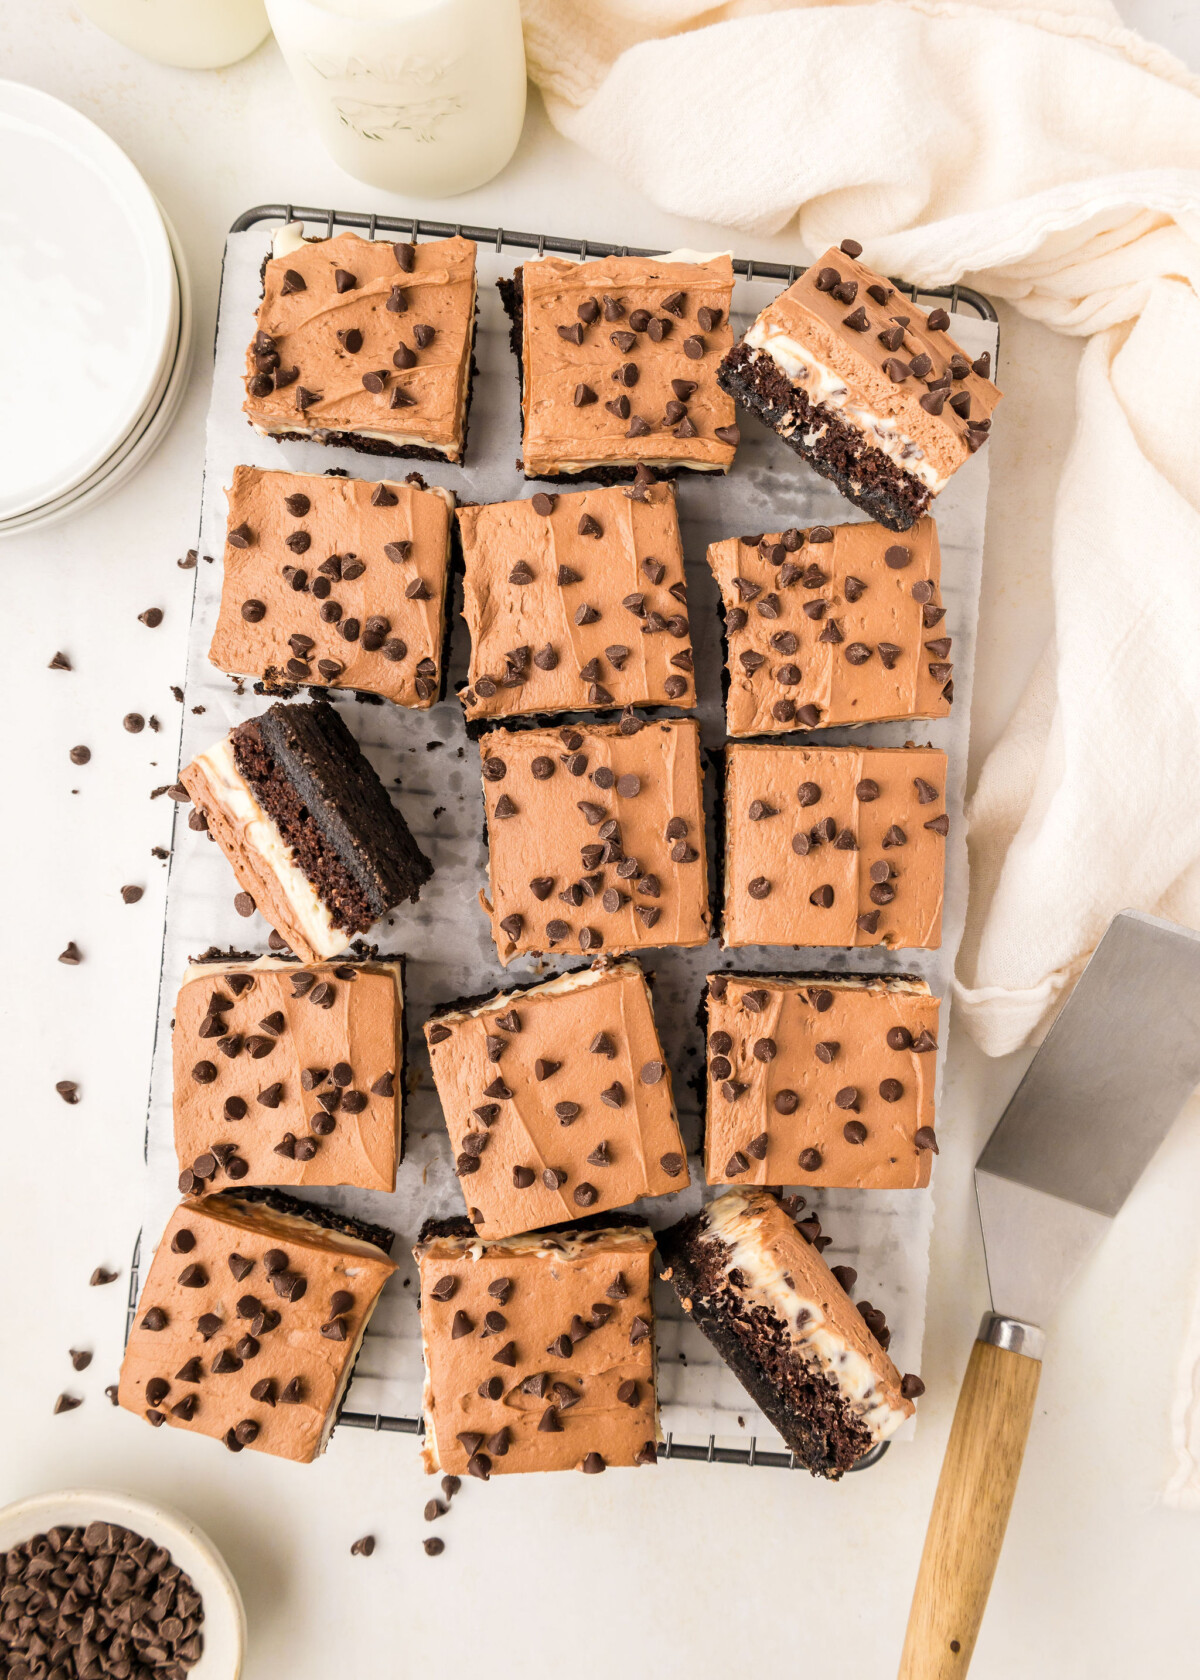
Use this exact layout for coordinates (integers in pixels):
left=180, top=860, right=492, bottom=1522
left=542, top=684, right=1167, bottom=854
left=119, top=1190, right=397, bottom=1462
left=209, top=466, right=456, bottom=708
left=708, top=516, right=951, bottom=735
left=244, top=228, right=477, bottom=463
left=414, top=1219, right=659, bottom=1476
left=717, top=240, right=1000, bottom=532
left=180, top=699, right=433, bottom=963
left=425, top=958, right=689, bottom=1239
left=174, top=955, right=406, bottom=1194
left=702, top=972, right=940, bottom=1190
left=658, top=1187, right=922, bottom=1477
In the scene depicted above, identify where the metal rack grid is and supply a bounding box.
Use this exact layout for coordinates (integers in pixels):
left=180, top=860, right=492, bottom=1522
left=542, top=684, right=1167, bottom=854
left=231, top=203, right=1000, bottom=328
left=131, top=203, right=1000, bottom=1478
left=122, top=1234, right=887, bottom=1471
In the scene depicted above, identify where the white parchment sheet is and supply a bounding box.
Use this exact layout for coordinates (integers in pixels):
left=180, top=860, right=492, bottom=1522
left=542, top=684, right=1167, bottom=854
left=140, top=217, right=996, bottom=1457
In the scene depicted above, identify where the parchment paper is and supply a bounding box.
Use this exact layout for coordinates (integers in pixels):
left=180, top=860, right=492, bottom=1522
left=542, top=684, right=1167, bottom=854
left=141, top=220, right=997, bottom=1455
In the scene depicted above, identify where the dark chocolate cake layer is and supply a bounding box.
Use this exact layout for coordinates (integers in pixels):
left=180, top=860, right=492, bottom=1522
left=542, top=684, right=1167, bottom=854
left=717, top=342, right=929, bottom=533
left=231, top=701, right=432, bottom=936
left=658, top=1211, right=872, bottom=1476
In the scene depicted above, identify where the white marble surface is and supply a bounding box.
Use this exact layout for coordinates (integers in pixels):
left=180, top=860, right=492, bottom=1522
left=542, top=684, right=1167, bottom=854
left=2, top=6, right=1200, bottom=1677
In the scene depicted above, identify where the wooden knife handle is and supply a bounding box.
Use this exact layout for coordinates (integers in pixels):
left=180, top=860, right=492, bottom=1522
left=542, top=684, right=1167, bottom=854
left=898, top=1315, right=1043, bottom=1680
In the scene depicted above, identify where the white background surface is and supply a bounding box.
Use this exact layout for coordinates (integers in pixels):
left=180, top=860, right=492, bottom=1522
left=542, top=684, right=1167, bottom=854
left=2, top=6, right=1199, bottom=1677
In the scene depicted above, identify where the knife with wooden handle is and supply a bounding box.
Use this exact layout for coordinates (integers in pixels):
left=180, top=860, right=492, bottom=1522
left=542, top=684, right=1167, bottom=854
left=899, top=911, right=1200, bottom=1679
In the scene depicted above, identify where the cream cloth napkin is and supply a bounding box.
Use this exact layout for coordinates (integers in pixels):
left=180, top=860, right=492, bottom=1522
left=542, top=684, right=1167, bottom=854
left=522, top=0, right=1200, bottom=1058
left=520, top=0, right=1200, bottom=1502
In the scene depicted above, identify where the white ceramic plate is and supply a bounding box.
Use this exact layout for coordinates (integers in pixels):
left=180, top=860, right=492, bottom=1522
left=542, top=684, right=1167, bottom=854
left=0, top=82, right=177, bottom=520
left=0, top=1486, right=245, bottom=1678
left=0, top=201, right=193, bottom=535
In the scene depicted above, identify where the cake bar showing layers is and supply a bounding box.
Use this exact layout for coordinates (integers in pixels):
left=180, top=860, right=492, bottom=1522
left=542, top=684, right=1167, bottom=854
left=479, top=714, right=709, bottom=964
left=119, top=1191, right=396, bottom=1462
left=244, top=227, right=476, bottom=463
left=457, top=478, right=696, bottom=723
left=707, top=516, right=951, bottom=735
left=174, top=956, right=405, bottom=1194
left=718, top=240, right=1000, bottom=532
left=209, top=467, right=455, bottom=708
left=425, top=959, right=688, bottom=1239
left=722, top=742, right=947, bottom=950
left=703, top=973, right=940, bottom=1189
left=180, top=699, right=432, bottom=963
left=658, top=1188, right=921, bottom=1477
left=500, top=253, right=738, bottom=482
left=415, top=1216, right=658, bottom=1476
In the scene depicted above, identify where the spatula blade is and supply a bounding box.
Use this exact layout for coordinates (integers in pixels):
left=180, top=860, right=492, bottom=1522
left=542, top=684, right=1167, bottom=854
left=975, top=910, right=1200, bottom=1328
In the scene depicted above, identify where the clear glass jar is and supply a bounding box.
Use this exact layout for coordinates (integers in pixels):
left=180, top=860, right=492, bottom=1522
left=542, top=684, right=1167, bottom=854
left=77, top=0, right=271, bottom=69
left=264, top=0, right=527, bottom=197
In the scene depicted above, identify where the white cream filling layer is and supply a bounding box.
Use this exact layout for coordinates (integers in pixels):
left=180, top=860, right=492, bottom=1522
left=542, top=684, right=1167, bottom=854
left=250, top=418, right=458, bottom=458
left=194, top=738, right=345, bottom=960
left=418, top=1227, right=655, bottom=1266
left=701, top=1189, right=909, bottom=1445
left=540, top=457, right=728, bottom=475
left=744, top=322, right=948, bottom=495
left=431, top=958, right=640, bottom=1027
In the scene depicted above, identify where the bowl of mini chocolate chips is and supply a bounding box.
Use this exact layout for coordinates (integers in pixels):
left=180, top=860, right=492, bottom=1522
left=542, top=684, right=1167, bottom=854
left=0, top=1487, right=245, bottom=1678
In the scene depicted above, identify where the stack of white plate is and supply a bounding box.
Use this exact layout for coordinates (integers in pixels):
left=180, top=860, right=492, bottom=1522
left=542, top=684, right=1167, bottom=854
left=0, top=81, right=193, bottom=536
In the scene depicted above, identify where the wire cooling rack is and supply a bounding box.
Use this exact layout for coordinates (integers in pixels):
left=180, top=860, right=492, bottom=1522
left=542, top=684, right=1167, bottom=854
left=122, top=1233, right=887, bottom=1471
left=231, top=204, right=1000, bottom=327
left=131, top=204, right=1000, bottom=1477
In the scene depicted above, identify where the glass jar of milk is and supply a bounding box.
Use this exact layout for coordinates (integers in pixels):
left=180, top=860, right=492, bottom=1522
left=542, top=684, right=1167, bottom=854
left=77, top=0, right=271, bottom=68
left=264, top=0, right=527, bottom=197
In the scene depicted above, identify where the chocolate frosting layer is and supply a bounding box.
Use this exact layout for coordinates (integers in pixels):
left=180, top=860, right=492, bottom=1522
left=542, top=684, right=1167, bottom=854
left=245, top=233, right=476, bottom=460
left=120, top=1195, right=395, bottom=1463
left=426, top=960, right=689, bottom=1239
left=707, top=516, right=951, bottom=734
left=174, top=958, right=402, bottom=1193
left=210, top=467, right=453, bottom=707
left=415, top=1225, right=658, bottom=1475
left=519, top=254, right=737, bottom=475
left=723, top=743, right=947, bottom=949
left=703, top=974, right=939, bottom=1189
left=458, top=481, right=695, bottom=719
left=480, top=716, right=710, bottom=964
left=743, top=246, right=1000, bottom=488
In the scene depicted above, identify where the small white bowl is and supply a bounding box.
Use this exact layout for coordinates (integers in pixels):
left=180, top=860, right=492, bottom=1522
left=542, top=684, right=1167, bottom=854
left=0, top=1487, right=245, bottom=1678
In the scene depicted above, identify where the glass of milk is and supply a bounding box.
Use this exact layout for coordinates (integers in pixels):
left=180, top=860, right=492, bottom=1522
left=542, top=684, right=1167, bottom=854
left=77, top=0, right=272, bottom=68
left=264, top=0, right=528, bottom=197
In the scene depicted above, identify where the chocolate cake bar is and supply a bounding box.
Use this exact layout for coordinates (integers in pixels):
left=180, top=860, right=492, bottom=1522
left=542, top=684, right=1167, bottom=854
left=174, top=955, right=405, bottom=1194
left=457, top=478, right=696, bottom=722
left=718, top=240, right=1000, bottom=531
left=244, top=227, right=476, bottom=463
left=119, top=1191, right=396, bottom=1462
left=179, top=699, right=432, bottom=963
left=722, top=742, right=947, bottom=950
left=209, top=467, right=455, bottom=707
left=707, top=516, right=951, bottom=734
left=658, top=1188, right=921, bottom=1476
left=500, top=253, right=739, bottom=482
left=478, top=714, right=709, bottom=964
left=415, top=1217, right=659, bottom=1476
left=425, top=959, right=689, bottom=1239
left=702, top=973, right=940, bottom=1188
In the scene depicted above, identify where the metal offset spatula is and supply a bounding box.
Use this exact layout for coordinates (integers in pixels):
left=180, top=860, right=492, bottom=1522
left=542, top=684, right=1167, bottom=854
left=899, top=910, right=1200, bottom=1679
